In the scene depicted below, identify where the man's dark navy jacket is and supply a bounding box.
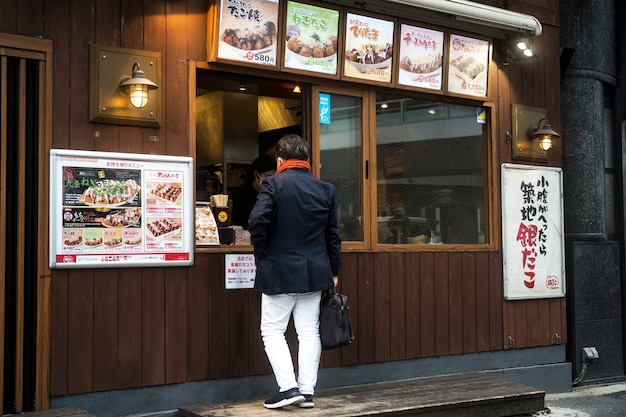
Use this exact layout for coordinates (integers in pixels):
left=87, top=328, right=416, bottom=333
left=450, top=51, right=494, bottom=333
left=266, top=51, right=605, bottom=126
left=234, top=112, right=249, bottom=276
left=248, top=167, right=342, bottom=295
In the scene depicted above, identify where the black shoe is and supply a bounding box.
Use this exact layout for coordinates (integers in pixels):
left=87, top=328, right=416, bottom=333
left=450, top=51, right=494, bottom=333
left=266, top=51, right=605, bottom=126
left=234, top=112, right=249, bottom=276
left=263, top=388, right=305, bottom=409
left=298, top=394, right=314, bottom=408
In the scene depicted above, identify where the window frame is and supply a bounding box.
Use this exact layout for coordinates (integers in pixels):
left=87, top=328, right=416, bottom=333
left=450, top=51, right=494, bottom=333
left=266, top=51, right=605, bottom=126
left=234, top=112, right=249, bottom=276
left=313, top=84, right=497, bottom=252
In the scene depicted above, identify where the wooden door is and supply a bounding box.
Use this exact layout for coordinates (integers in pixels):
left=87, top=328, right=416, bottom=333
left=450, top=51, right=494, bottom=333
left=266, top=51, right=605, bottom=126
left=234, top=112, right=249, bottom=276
left=0, top=32, right=52, bottom=413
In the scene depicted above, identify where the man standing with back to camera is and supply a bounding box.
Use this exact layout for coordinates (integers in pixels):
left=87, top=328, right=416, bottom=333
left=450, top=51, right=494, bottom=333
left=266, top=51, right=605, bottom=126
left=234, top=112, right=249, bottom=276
left=248, top=133, right=341, bottom=409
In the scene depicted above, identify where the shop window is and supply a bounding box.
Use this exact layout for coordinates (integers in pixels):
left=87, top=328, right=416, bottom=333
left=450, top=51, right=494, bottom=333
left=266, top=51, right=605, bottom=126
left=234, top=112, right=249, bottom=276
left=319, top=93, right=364, bottom=243
left=375, top=93, right=486, bottom=245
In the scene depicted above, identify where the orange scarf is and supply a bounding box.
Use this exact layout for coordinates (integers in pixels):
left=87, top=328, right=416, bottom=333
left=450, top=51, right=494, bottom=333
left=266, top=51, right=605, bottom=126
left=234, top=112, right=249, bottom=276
left=276, top=159, right=311, bottom=174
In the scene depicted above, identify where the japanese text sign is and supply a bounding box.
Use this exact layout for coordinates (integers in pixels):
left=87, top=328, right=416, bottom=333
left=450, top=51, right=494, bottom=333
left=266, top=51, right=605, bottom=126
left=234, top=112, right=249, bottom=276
left=225, top=254, right=256, bottom=289
left=502, top=164, right=565, bottom=299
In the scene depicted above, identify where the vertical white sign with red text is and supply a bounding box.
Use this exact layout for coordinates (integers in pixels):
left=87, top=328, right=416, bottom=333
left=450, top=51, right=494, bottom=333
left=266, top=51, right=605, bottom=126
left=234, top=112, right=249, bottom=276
left=502, top=164, right=565, bottom=299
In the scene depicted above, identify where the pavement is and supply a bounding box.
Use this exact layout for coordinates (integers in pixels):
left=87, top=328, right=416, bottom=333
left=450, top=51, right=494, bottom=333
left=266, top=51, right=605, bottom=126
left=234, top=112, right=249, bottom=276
left=532, top=382, right=626, bottom=416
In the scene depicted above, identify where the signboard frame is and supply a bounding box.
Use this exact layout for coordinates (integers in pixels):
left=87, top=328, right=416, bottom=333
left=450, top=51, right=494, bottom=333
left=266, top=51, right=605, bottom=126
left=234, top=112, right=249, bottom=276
left=49, top=149, right=195, bottom=269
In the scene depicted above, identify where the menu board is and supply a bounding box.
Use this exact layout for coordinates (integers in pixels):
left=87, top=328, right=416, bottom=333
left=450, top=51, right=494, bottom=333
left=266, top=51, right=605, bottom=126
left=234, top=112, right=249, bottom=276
left=397, top=24, right=444, bottom=90
left=49, top=149, right=194, bottom=269
left=217, top=0, right=279, bottom=67
left=343, top=12, right=394, bottom=83
left=283, top=1, right=340, bottom=75
left=447, top=34, right=489, bottom=97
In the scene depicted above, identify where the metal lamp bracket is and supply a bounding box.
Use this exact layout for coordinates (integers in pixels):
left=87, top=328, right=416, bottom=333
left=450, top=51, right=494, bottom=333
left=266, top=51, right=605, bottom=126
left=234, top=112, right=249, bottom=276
left=510, top=104, right=548, bottom=161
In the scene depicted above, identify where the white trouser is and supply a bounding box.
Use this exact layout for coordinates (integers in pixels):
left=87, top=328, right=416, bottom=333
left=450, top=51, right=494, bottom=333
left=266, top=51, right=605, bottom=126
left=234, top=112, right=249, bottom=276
left=260, top=291, right=322, bottom=395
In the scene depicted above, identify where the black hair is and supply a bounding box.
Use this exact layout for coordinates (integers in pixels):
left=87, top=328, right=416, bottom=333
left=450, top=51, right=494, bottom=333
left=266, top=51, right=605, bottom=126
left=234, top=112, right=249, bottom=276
left=275, top=134, right=310, bottom=161
left=244, top=154, right=276, bottom=183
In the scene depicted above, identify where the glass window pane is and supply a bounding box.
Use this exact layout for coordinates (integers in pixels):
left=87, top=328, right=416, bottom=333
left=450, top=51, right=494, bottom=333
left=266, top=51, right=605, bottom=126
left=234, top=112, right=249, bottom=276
left=376, top=94, right=485, bottom=245
left=319, top=94, right=364, bottom=242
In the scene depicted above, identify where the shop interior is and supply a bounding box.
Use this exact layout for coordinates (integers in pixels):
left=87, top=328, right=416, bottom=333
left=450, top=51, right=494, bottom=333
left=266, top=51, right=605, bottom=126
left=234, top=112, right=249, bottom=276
left=195, top=70, right=303, bottom=216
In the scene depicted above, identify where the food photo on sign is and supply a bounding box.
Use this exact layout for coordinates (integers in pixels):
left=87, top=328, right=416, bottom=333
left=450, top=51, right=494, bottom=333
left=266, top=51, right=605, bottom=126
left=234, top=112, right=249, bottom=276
left=446, top=34, right=489, bottom=97
left=343, top=12, right=394, bottom=83
left=283, top=1, right=340, bottom=75
left=217, top=0, right=279, bottom=66
left=397, top=24, right=444, bottom=90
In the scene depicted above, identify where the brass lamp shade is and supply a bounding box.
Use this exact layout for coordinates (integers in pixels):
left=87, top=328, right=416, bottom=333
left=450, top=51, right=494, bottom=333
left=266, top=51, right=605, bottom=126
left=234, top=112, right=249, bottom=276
left=119, top=62, right=158, bottom=109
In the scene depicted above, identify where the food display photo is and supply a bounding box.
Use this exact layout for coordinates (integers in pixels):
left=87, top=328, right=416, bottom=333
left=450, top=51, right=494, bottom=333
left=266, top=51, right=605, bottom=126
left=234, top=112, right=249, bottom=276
left=398, top=24, right=444, bottom=90
left=147, top=182, right=183, bottom=205
left=195, top=203, right=220, bottom=246
left=283, top=1, right=339, bottom=75
left=217, top=0, right=279, bottom=66
left=343, top=12, right=394, bottom=83
left=446, top=34, right=489, bottom=97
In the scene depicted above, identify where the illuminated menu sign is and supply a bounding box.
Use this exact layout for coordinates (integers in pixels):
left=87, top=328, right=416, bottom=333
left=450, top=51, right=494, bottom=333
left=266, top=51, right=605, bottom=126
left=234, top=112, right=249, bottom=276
left=447, top=34, right=489, bottom=97
left=50, top=149, right=194, bottom=268
left=397, top=24, right=444, bottom=90
left=343, top=12, right=395, bottom=83
left=502, top=164, right=565, bottom=299
left=217, top=0, right=280, bottom=67
left=284, top=1, right=340, bottom=75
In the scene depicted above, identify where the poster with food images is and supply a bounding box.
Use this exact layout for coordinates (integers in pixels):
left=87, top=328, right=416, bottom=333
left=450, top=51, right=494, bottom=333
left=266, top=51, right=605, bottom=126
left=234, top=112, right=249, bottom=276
left=398, top=24, right=444, bottom=90
left=50, top=149, right=194, bottom=268
left=283, top=1, right=340, bottom=75
left=217, top=0, right=279, bottom=67
left=447, top=34, right=490, bottom=97
left=343, top=13, right=394, bottom=83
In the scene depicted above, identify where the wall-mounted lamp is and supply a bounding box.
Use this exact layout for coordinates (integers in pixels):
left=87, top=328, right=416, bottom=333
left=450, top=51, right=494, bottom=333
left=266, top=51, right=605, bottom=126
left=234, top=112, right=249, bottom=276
left=292, top=83, right=302, bottom=94
left=510, top=104, right=560, bottom=161
left=89, top=44, right=161, bottom=127
left=513, top=38, right=537, bottom=58
left=119, top=63, right=159, bottom=109
left=529, top=115, right=560, bottom=151
left=380, top=102, right=389, bottom=109
left=496, top=37, right=538, bottom=65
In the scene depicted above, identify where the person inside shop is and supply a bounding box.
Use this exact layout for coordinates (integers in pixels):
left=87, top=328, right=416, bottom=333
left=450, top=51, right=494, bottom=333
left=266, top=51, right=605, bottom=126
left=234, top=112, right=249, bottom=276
left=230, top=154, right=276, bottom=229
left=248, top=134, right=341, bottom=409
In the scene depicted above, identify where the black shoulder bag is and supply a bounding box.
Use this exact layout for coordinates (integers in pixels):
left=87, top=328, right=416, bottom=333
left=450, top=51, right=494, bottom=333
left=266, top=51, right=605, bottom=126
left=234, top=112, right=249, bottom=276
left=319, top=288, right=355, bottom=350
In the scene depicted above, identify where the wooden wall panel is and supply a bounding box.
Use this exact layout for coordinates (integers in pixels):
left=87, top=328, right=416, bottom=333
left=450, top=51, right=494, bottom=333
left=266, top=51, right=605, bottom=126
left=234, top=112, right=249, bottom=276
left=489, top=252, right=504, bottom=350
left=448, top=253, right=464, bottom=355
left=188, top=255, right=210, bottom=381
left=165, top=268, right=189, bottom=384
left=93, top=270, right=119, bottom=391
left=461, top=253, right=477, bottom=352
left=434, top=253, right=449, bottom=357
left=374, top=253, right=391, bottom=362
left=208, top=255, right=229, bottom=379
left=357, top=254, right=375, bottom=364
left=389, top=253, right=406, bottom=361
left=142, top=268, right=166, bottom=386
left=67, top=269, right=94, bottom=394
left=475, top=252, right=491, bottom=352
left=419, top=253, right=435, bottom=357
left=0, top=0, right=566, bottom=401
left=404, top=253, right=420, bottom=359
left=117, top=270, right=142, bottom=387
left=50, top=271, right=69, bottom=396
